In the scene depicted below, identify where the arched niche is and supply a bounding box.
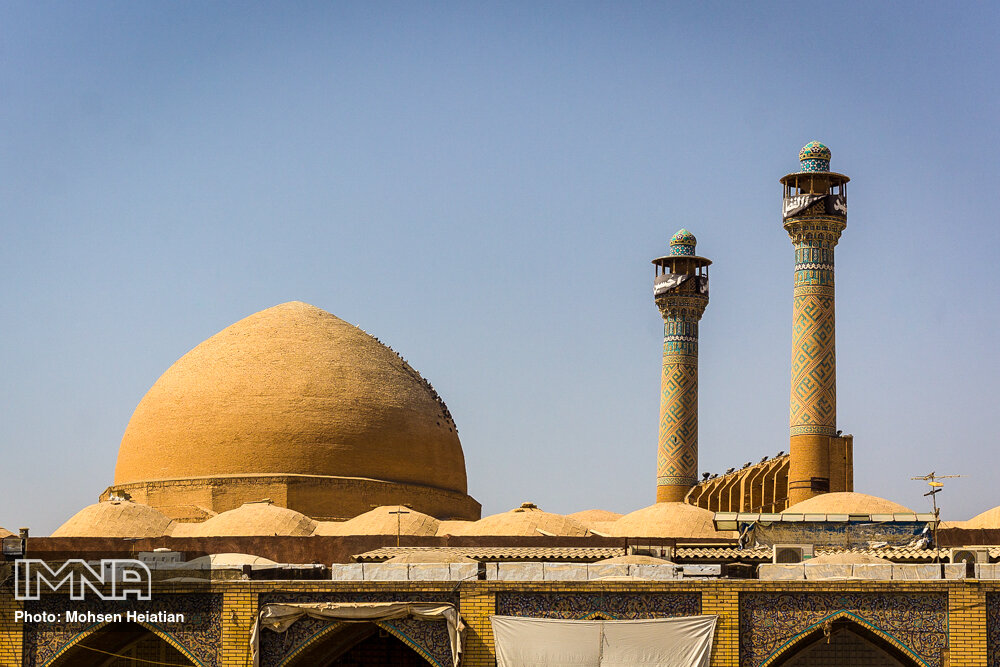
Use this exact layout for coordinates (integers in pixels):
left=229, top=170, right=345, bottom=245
left=281, top=621, right=441, bottom=667
left=47, top=621, right=198, bottom=667
left=763, top=613, right=925, bottom=667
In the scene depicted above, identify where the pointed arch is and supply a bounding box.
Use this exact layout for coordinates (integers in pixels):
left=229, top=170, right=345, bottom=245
left=45, top=621, right=200, bottom=666
left=760, top=611, right=927, bottom=667
left=280, top=620, right=443, bottom=667
left=580, top=611, right=619, bottom=621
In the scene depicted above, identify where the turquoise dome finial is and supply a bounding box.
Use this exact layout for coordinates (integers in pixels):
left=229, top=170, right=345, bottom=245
left=669, top=228, right=697, bottom=256
left=799, top=141, right=831, bottom=172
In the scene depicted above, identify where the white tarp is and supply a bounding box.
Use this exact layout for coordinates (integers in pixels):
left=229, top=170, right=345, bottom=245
left=491, top=615, right=717, bottom=667
left=250, top=601, right=464, bottom=667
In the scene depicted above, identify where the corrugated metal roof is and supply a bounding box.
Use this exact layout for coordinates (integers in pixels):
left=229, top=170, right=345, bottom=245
left=675, top=546, right=948, bottom=562
left=714, top=511, right=936, bottom=529
left=356, top=545, right=994, bottom=564
left=353, top=546, right=625, bottom=562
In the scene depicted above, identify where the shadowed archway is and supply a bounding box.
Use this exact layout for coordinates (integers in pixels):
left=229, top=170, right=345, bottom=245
left=767, top=616, right=924, bottom=667
left=47, top=621, right=196, bottom=667
left=281, top=621, right=439, bottom=667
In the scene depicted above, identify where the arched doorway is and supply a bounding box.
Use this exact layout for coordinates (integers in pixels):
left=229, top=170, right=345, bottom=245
left=283, top=622, right=437, bottom=667
left=770, top=618, right=923, bottom=667
left=48, top=622, right=196, bottom=667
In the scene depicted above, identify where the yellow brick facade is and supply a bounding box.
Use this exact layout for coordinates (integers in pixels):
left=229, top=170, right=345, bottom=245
left=1, top=579, right=996, bottom=666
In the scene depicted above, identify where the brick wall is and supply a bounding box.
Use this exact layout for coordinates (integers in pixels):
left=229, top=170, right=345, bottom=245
left=949, top=584, right=987, bottom=666
left=0, top=591, right=22, bottom=667
left=221, top=588, right=257, bottom=667
left=3, top=579, right=997, bottom=666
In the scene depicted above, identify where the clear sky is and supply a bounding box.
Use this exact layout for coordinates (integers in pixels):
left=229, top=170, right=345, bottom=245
left=2, top=2, right=998, bottom=534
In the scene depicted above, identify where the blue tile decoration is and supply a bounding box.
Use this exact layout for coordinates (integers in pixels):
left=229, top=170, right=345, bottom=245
left=22, top=593, right=222, bottom=667
left=257, top=591, right=456, bottom=667
left=987, top=593, right=1000, bottom=666
left=740, top=592, right=947, bottom=667
left=669, top=228, right=697, bottom=256
left=799, top=141, right=831, bottom=172
left=495, top=592, right=700, bottom=619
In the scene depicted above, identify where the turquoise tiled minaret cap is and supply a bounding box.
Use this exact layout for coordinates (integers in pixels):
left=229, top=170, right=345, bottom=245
left=799, top=141, right=831, bottom=172
left=669, top=228, right=697, bottom=256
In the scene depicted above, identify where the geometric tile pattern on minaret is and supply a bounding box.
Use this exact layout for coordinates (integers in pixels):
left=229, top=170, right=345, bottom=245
left=653, top=229, right=711, bottom=503
left=782, top=141, right=849, bottom=504
left=658, top=320, right=700, bottom=486
left=789, top=288, right=837, bottom=435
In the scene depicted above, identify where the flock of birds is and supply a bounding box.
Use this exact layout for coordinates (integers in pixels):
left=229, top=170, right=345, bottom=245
left=700, top=451, right=787, bottom=482
left=364, top=327, right=458, bottom=433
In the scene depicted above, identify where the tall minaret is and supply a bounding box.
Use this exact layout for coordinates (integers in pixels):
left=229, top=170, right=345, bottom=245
left=653, top=229, right=711, bottom=503
left=781, top=142, right=850, bottom=505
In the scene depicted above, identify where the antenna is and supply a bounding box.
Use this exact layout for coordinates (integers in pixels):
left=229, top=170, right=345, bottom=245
left=387, top=505, right=412, bottom=547
left=910, top=472, right=964, bottom=558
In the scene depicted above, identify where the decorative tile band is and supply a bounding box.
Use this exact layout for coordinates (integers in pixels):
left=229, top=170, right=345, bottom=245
left=740, top=592, right=947, bottom=667
left=799, top=157, right=830, bottom=172
left=657, top=474, right=698, bottom=486
left=794, top=263, right=835, bottom=272
left=790, top=424, right=839, bottom=437
left=664, top=335, right=699, bottom=343
left=496, top=592, right=700, bottom=619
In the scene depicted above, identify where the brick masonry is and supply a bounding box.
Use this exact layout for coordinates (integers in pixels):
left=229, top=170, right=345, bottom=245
left=1, top=579, right=995, bottom=666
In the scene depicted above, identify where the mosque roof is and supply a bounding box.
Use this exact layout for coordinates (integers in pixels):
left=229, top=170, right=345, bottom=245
left=436, top=520, right=475, bottom=536
left=355, top=546, right=624, bottom=562
left=184, top=501, right=317, bottom=537
left=807, top=552, right=892, bottom=565
left=51, top=500, right=174, bottom=538
left=312, top=505, right=440, bottom=536
left=783, top=492, right=914, bottom=515
left=0, top=527, right=13, bottom=538
left=961, top=505, right=1000, bottom=529
left=608, top=502, right=733, bottom=539
left=384, top=550, right=478, bottom=563
left=446, top=503, right=590, bottom=537
left=567, top=509, right=624, bottom=528
left=113, top=301, right=469, bottom=497
left=185, top=553, right=278, bottom=568
left=596, top=554, right=674, bottom=565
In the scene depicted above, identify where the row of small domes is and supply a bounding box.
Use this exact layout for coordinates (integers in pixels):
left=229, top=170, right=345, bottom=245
left=47, top=499, right=724, bottom=540
left=42, top=492, right=979, bottom=541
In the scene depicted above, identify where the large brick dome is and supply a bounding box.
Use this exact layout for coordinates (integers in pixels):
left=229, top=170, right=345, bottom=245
left=107, top=301, right=480, bottom=522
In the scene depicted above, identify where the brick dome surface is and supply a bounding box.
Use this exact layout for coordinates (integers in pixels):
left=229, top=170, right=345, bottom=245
left=608, top=502, right=730, bottom=539
left=448, top=505, right=589, bottom=537
left=313, top=505, right=440, bottom=536
left=185, top=502, right=316, bottom=537
left=962, top=505, right=1000, bottom=529
left=783, top=492, right=913, bottom=515
left=566, top=509, right=623, bottom=528
left=114, top=301, right=469, bottom=497
left=51, top=500, right=173, bottom=538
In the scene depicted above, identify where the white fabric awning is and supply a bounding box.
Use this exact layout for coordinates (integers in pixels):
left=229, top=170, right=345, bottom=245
left=251, top=601, right=464, bottom=667
left=491, top=615, right=717, bottom=667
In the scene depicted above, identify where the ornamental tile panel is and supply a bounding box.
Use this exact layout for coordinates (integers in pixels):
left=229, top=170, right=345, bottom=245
left=495, top=592, right=700, bottom=620
left=257, top=591, right=456, bottom=667
left=740, top=592, right=947, bottom=667
left=22, top=593, right=221, bottom=667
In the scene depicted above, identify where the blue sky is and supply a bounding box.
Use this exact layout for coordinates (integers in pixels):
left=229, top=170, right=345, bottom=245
left=2, top=2, right=998, bottom=534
